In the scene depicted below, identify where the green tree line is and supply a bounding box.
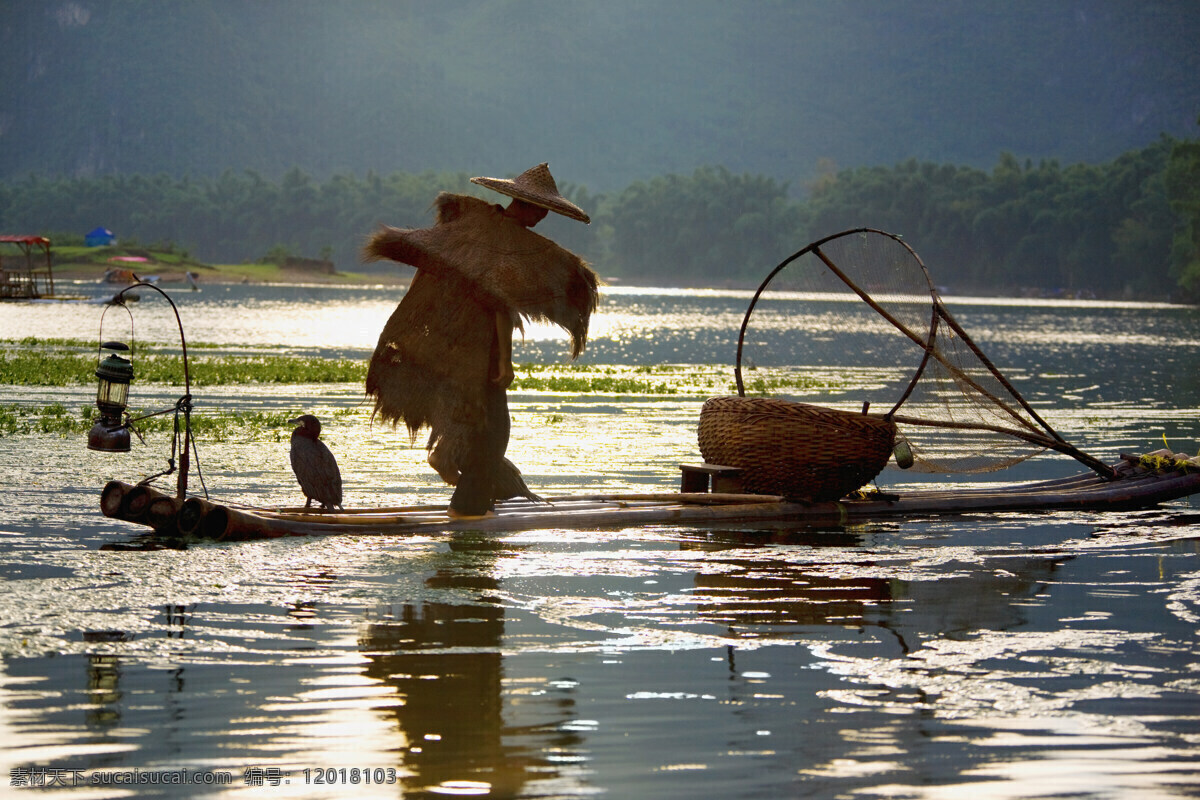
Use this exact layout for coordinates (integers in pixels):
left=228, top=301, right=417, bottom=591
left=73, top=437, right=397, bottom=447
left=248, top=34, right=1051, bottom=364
left=3, top=129, right=1199, bottom=300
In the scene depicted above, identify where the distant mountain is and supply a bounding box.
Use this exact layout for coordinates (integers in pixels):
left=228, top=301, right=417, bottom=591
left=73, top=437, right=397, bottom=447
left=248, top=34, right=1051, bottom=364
left=2, top=0, right=1198, bottom=192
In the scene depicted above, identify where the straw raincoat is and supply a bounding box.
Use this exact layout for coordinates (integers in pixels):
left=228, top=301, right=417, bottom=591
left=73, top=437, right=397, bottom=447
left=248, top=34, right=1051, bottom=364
left=364, top=165, right=599, bottom=508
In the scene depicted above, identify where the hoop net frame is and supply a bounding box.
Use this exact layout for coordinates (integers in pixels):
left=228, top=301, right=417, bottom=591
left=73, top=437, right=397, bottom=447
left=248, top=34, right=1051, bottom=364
left=733, top=228, right=1113, bottom=478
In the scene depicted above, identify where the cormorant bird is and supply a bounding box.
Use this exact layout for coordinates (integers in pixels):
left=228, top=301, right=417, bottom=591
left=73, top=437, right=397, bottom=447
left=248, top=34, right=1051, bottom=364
left=288, top=414, right=343, bottom=510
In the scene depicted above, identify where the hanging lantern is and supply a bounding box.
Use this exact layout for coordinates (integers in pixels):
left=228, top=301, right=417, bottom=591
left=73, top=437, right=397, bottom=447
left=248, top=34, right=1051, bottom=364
left=88, top=341, right=134, bottom=452
left=87, top=282, right=198, bottom=499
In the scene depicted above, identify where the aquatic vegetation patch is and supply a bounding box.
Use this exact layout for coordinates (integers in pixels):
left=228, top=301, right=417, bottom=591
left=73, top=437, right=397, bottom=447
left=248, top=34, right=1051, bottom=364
left=0, top=353, right=95, bottom=386
left=2, top=336, right=225, bottom=350
left=0, top=403, right=89, bottom=436
left=512, top=362, right=841, bottom=396
left=512, top=367, right=680, bottom=395
left=187, top=356, right=365, bottom=385
left=1, top=340, right=846, bottom=395
left=0, top=350, right=365, bottom=386
left=0, top=403, right=362, bottom=440
left=740, top=373, right=843, bottom=396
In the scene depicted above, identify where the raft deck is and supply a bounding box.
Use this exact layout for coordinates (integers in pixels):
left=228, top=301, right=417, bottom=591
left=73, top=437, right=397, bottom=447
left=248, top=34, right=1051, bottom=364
left=100, top=454, right=1200, bottom=542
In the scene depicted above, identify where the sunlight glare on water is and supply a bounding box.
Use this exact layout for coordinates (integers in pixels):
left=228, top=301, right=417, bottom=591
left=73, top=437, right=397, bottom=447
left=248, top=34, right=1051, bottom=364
left=2, top=284, right=1200, bottom=798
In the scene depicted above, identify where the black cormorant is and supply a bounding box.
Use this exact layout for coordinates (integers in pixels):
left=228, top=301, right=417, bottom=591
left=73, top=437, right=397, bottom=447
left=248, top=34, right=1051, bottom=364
left=288, top=414, right=343, bottom=510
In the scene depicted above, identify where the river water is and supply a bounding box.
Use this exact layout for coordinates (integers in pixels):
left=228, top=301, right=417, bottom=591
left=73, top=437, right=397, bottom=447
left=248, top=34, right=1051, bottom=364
left=1, top=281, right=1199, bottom=799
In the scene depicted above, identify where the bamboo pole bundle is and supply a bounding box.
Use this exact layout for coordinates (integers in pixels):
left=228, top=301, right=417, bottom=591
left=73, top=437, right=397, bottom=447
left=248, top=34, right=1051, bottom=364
left=120, top=484, right=174, bottom=523
left=100, top=480, right=130, bottom=519
left=146, top=496, right=183, bottom=535
left=95, top=456, right=1200, bottom=544
left=101, top=480, right=181, bottom=534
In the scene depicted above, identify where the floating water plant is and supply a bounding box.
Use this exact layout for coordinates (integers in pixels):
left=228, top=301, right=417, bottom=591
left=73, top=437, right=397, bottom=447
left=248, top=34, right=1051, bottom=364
left=0, top=403, right=363, bottom=440
left=2, top=341, right=847, bottom=395
left=0, top=351, right=366, bottom=386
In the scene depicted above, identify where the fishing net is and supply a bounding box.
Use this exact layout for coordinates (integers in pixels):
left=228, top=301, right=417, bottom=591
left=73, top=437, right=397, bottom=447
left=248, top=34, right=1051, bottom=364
left=734, top=228, right=1111, bottom=477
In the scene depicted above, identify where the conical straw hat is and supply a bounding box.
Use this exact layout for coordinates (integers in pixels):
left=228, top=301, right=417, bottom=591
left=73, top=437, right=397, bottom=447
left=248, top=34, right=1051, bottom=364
left=471, top=163, right=591, bottom=223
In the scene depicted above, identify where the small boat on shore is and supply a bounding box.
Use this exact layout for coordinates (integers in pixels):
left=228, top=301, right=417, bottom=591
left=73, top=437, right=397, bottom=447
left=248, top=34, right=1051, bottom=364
left=100, top=452, right=1200, bottom=542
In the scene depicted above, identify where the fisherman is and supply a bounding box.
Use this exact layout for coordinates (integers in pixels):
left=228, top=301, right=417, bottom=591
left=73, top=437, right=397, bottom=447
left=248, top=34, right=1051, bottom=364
left=364, top=163, right=599, bottom=519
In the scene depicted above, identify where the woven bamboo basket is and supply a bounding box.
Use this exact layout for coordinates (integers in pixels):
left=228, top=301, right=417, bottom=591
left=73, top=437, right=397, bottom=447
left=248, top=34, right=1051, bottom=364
left=698, top=396, right=897, bottom=501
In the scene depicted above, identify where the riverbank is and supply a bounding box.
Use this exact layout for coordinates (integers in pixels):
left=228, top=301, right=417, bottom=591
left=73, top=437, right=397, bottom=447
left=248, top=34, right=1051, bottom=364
left=53, top=260, right=408, bottom=286
left=38, top=243, right=1193, bottom=300
left=42, top=243, right=409, bottom=286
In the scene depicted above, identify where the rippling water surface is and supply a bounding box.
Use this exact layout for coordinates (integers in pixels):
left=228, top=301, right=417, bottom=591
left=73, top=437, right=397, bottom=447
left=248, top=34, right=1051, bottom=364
left=2, top=282, right=1199, bottom=798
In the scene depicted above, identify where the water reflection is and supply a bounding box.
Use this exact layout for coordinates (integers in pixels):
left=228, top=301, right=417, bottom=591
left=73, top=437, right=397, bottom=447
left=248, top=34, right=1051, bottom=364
left=358, top=536, right=588, bottom=797
left=685, top=530, right=894, bottom=632
left=362, top=601, right=520, bottom=796
left=1, top=518, right=1199, bottom=798
left=681, top=527, right=1072, bottom=660
left=2, top=288, right=1199, bottom=798
left=85, top=651, right=123, bottom=729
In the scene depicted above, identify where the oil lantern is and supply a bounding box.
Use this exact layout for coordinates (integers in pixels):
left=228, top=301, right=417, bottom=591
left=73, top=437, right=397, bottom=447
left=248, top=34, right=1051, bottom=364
left=87, top=341, right=134, bottom=452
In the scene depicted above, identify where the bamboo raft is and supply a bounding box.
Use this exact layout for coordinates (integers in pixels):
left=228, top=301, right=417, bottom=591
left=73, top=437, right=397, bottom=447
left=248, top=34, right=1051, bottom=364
left=100, top=453, right=1200, bottom=542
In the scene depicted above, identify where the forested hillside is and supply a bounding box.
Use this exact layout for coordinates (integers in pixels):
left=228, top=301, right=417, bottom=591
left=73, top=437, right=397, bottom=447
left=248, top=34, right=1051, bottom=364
left=2, top=1, right=1198, bottom=191
left=5, top=132, right=1200, bottom=300
left=4, top=2, right=1199, bottom=298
